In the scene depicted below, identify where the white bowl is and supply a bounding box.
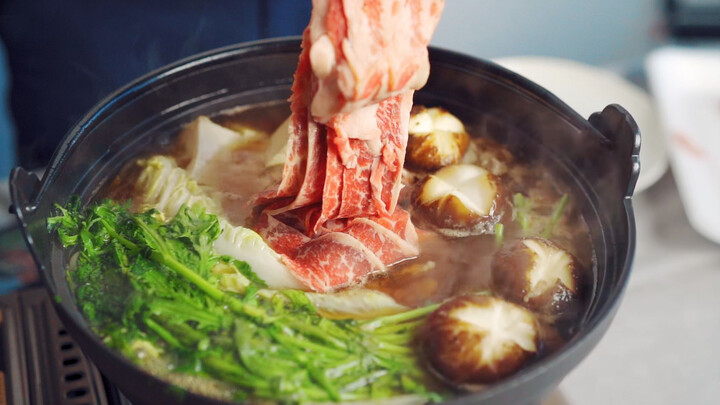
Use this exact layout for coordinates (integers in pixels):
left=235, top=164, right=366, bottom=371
left=493, top=56, right=667, bottom=193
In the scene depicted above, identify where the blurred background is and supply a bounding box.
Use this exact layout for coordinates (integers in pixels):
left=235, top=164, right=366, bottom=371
left=0, top=0, right=713, bottom=172
left=434, top=0, right=662, bottom=67
left=1, top=0, right=719, bottom=404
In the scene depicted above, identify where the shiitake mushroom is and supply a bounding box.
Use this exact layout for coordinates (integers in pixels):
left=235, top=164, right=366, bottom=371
left=424, top=295, right=539, bottom=385
left=406, top=107, right=470, bottom=171
left=412, top=164, right=506, bottom=237
left=491, top=237, right=582, bottom=322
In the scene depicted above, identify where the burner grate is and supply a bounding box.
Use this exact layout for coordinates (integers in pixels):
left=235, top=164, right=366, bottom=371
left=0, top=287, right=129, bottom=405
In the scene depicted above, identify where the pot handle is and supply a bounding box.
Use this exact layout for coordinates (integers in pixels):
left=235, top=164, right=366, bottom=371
left=588, top=104, right=642, bottom=199
left=9, top=166, right=45, bottom=270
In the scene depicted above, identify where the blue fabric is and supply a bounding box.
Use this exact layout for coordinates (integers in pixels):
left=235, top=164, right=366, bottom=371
left=0, top=276, right=22, bottom=296
left=0, top=41, right=16, bottom=179
left=0, top=0, right=311, bottom=169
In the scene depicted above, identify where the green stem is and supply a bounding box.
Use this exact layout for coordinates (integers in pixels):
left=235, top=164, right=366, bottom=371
left=495, top=223, right=504, bottom=246
left=237, top=348, right=300, bottom=379
left=325, top=359, right=363, bottom=379
left=281, top=318, right=349, bottom=349
left=360, top=303, right=440, bottom=331
left=373, top=354, right=418, bottom=371
left=340, top=369, right=389, bottom=393
left=374, top=341, right=414, bottom=355
left=268, top=328, right=349, bottom=360
left=99, top=218, right=139, bottom=251
left=144, top=318, right=181, bottom=348
left=158, top=317, right=206, bottom=345
left=148, top=250, right=275, bottom=325
left=151, top=252, right=225, bottom=300
left=373, top=333, right=414, bottom=345
left=150, top=298, right=222, bottom=327
left=309, top=365, right=341, bottom=401
left=371, top=319, right=424, bottom=335
left=542, top=193, right=569, bottom=238
left=152, top=247, right=355, bottom=356
left=202, top=355, right=270, bottom=390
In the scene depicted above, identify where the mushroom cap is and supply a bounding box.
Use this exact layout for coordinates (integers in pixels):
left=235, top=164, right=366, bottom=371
left=406, top=107, right=471, bottom=171
left=491, top=237, right=582, bottom=321
left=413, top=164, right=506, bottom=236
left=424, top=295, right=539, bottom=384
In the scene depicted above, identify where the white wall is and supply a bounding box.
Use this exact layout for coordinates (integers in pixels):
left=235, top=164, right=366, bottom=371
left=431, top=0, right=663, bottom=66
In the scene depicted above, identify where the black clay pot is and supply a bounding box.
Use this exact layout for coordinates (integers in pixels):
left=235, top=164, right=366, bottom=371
left=9, top=38, right=640, bottom=405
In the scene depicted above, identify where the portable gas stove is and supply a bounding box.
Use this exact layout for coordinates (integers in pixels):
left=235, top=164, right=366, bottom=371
left=0, top=286, right=131, bottom=405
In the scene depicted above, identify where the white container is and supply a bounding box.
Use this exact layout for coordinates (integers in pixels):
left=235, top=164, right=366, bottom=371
left=493, top=56, right=668, bottom=193
left=646, top=47, right=720, bottom=244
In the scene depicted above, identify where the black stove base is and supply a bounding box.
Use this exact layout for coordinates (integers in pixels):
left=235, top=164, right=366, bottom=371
left=0, top=287, right=130, bottom=405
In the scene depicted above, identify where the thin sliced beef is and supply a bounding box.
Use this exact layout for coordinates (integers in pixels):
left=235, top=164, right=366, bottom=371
left=253, top=0, right=444, bottom=292
left=255, top=209, right=419, bottom=291
left=291, top=233, right=384, bottom=292
left=274, top=29, right=326, bottom=207
left=309, top=0, right=445, bottom=121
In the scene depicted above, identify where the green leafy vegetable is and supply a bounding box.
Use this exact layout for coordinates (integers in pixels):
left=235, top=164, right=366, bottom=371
left=542, top=194, right=569, bottom=238
left=48, top=199, right=442, bottom=403
left=494, top=223, right=504, bottom=246
left=512, top=192, right=570, bottom=239
left=219, top=255, right=268, bottom=288
left=512, top=193, right=531, bottom=231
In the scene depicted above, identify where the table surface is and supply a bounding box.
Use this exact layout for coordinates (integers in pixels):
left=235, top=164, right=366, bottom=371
left=544, top=171, right=720, bottom=405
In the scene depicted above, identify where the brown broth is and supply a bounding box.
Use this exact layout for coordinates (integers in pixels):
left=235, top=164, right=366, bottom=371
left=110, top=101, right=593, bottom=361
